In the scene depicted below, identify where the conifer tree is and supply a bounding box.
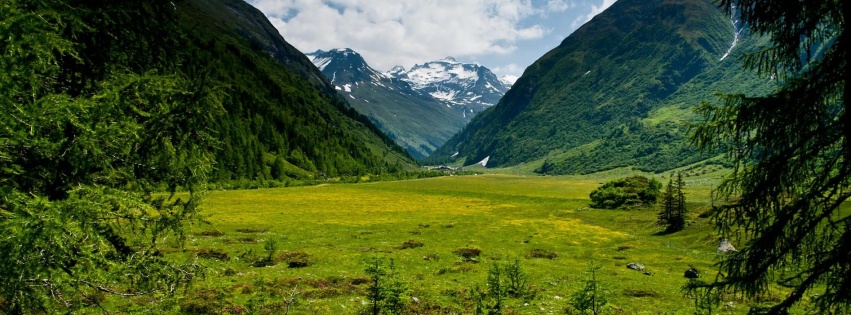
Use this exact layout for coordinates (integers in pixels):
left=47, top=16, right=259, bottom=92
left=658, top=172, right=687, bottom=232
left=690, top=0, right=848, bottom=312
left=0, top=1, right=220, bottom=312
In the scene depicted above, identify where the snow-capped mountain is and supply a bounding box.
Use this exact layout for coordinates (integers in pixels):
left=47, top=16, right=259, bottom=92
left=305, top=48, right=468, bottom=160
left=387, top=57, right=509, bottom=115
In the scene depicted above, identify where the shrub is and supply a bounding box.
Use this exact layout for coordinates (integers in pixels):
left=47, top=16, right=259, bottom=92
left=276, top=251, right=314, bottom=268
left=453, top=247, right=482, bottom=261
left=589, top=176, right=662, bottom=209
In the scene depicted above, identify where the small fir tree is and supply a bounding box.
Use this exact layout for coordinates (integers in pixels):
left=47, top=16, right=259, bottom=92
left=658, top=172, right=687, bottom=232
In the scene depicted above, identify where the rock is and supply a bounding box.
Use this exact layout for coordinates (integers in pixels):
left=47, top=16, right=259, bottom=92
left=717, top=239, right=737, bottom=254
left=684, top=266, right=700, bottom=279
left=411, top=296, right=420, bottom=304
left=626, top=263, right=645, bottom=271
left=643, top=271, right=653, bottom=276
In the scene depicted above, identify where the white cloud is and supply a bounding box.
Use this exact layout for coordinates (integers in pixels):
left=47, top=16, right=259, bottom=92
left=249, top=0, right=548, bottom=71
left=546, top=0, right=576, bottom=13
left=571, top=0, right=616, bottom=28
left=492, top=63, right=525, bottom=77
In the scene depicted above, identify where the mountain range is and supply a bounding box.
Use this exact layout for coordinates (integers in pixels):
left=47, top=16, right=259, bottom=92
left=306, top=48, right=509, bottom=159
left=427, top=0, right=776, bottom=174
left=173, top=0, right=417, bottom=182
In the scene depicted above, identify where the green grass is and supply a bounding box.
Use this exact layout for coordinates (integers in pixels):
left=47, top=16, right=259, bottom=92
left=137, top=173, right=766, bottom=314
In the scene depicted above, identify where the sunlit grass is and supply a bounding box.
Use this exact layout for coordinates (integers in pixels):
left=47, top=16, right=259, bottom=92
left=154, top=174, right=759, bottom=314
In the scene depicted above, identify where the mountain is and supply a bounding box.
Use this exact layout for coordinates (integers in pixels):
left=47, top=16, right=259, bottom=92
left=427, top=0, right=775, bottom=174
left=178, top=0, right=416, bottom=181
left=305, top=48, right=467, bottom=159
left=388, top=57, right=510, bottom=116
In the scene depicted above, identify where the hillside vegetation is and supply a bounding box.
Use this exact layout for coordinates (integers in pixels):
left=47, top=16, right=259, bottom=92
left=179, top=0, right=417, bottom=183
left=428, top=0, right=775, bottom=174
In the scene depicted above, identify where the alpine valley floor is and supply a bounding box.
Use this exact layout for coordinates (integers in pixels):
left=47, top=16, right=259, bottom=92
left=144, top=169, right=805, bottom=314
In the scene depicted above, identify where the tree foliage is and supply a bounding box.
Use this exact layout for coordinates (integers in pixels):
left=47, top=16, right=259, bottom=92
left=589, top=176, right=662, bottom=209
left=0, top=0, right=219, bottom=312
left=657, top=172, right=687, bottom=232
left=690, top=0, right=848, bottom=313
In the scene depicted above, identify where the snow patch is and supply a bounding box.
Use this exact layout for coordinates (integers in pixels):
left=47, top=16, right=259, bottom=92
left=477, top=156, right=490, bottom=167
left=311, top=56, right=332, bottom=71
left=451, top=152, right=459, bottom=158
left=720, top=4, right=742, bottom=61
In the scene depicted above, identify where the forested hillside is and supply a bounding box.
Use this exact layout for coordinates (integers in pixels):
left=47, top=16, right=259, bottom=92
left=181, top=0, right=416, bottom=182
left=0, top=0, right=417, bottom=312
left=427, top=0, right=775, bottom=174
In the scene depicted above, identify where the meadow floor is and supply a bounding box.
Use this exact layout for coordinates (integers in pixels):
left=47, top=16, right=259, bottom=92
left=170, top=174, right=742, bottom=314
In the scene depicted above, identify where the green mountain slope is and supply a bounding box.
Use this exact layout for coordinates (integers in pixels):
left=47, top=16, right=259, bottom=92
left=306, top=49, right=468, bottom=160
left=180, top=0, right=416, bottom=181
left=427, top=0, right=775, bottom=174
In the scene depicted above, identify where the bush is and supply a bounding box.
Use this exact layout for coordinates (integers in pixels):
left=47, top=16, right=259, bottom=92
left=453, top=247, right=482, bottom=261
left=275, top=251, right=314, bottom=268
left=589, top=176, right=662, bottom=209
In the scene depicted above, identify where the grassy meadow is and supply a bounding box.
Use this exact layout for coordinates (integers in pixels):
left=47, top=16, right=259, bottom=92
left=161, top=171, right=753, bottom=314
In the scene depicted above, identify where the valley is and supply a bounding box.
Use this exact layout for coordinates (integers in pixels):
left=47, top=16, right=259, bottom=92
left=144, top=169, right=762, bottom=314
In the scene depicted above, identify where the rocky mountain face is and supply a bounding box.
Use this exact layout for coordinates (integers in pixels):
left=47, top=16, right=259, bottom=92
left=305, top=49, right=468, bottom=159
left=387, top=57, right=510, bottom=117
left=427, top=0, right=775, bottom=173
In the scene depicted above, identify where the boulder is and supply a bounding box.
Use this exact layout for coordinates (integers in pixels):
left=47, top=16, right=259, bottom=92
left=717, top=239, right=737, bottom=254
left=626, top=263, right=645, bottom=271
left=684, top=266, right=700, bottom=279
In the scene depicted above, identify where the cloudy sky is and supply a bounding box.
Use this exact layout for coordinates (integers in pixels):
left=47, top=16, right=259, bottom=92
left=247, top=0, right=617, bottom=79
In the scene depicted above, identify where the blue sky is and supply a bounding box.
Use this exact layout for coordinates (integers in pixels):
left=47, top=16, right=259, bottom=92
left=247, top=0, right=617, bottom=79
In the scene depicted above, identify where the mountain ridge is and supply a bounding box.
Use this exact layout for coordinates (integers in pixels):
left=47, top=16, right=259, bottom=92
left=427, top=0, right=775, bottom=173
left=305, top=48, right=469, bottom=159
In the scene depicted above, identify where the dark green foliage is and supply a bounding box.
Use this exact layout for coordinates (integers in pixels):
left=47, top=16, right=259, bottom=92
left=589, top=176, right=662, bottom=209
left=657, top=172, right=687, bottom=232
left=174, top=0, right=416, bottom=183
left=687, top=0, right=850, bottom=313
left=275, top=251, right=314, bottom=268
left=428, top=0, right=775, bottom=174
left=362, top=257, right=407, bottom=315
left=453, top=247, right=483, bottom=261
left=568, top=265, right=608, bottom=315
left=0, top=0, right=214, bottom=312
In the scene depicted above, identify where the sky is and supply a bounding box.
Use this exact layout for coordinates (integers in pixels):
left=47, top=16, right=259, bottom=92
left=246, top=0, right=617, bottom=80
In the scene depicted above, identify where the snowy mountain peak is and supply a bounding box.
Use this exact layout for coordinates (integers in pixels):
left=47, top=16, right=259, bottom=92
left=305, top=48, right=388, bottom=86
left=388, top=57, right=508, bottom=113
left=387, top=65, right=407, bottom=77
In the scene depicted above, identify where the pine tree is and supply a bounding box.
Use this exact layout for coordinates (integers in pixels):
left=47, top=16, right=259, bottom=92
left=0, top=1, right=220, bottom=312
left=690, top=0, right=848, bottom=312
left=658, top=172, right=687, bottom=233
